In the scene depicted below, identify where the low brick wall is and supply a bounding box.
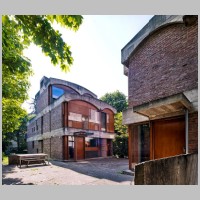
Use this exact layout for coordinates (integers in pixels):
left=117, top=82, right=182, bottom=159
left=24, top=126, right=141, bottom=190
left=135, top=153, right=198, bottom=185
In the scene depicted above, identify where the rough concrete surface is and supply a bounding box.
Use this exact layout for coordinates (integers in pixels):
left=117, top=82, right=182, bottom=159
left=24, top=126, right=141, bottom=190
left=2, top=158, right=134, bottom=185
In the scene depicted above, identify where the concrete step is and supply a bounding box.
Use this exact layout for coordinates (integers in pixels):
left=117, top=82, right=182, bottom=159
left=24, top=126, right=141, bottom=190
left=121, top=169, right=134, bottom=176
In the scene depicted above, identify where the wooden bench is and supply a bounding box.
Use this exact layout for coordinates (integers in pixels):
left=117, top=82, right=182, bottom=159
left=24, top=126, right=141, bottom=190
left=18, top=156, right=48, bottom=167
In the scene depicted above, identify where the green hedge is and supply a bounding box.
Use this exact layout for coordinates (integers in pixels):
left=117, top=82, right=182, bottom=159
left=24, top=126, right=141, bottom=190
left=113, top=134, right=128, bottom=158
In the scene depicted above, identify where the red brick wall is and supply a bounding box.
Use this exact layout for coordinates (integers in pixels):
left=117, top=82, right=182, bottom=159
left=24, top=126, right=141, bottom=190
left=128, top=23, right=198, bottom=107
left=43, top=138, right=50, bottom=158
left=50, top=137, right=63, bottom=160
left=51, top=104, right=62, bottom=131
left=188, top=112, right=198, bottom=153
left=36, top=89, right=49, bottom=113
left=42, top=137, right=63, bottom=160
left=101, top=138, right=107, bottom=157
left=27, top=141, right=39, bottom=154
left=43, top=112, right=51, bottom=133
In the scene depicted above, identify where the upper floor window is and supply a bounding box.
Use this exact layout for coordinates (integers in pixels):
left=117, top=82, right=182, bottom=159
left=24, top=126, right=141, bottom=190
left=101, top=112, right=107, bottom=131
left=50, top=85, right=79, bottom=104
left=52, top=86, right=65, bottom=100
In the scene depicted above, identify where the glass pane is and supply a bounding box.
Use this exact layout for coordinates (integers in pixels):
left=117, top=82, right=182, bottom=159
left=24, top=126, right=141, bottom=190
left=52, top=86, right=64, bottom=99
left=85, top=138, right=98, bottom=147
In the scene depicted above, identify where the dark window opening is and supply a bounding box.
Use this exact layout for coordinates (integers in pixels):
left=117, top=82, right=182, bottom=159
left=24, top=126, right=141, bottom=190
left=85, top=138, right=99, bottom=147
left=41, top=116, right=43, bottom=134
left=68, top=136, right=74, bottom=159
left=101, top=112, right=107, bottom=131
left=32, top=141, right=34, bottom=149
left=36, top=120, right=38, bottom=130
left=139, top=124, right=150, bottom=162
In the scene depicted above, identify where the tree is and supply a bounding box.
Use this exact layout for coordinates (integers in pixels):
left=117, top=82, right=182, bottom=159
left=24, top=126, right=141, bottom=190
left=114, top=112, right=127, bottom=135
left=100, top=91, right=128, bottom=158
left=2, top=114, right=35, bottom=153
left=2, top=15, right=83, bottom=141
left=113, top=112, right=128, bottom=158
left=100, top=90, right=128, bottom=113
left=113, top=134, right=128, bottom=158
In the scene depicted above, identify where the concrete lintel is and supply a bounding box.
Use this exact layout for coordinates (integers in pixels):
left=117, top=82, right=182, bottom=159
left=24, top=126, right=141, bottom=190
left=66, top=127, right=115, bottom=139
left=122, top=108, right=149, bottom=125
left=27, top=128, right=116, bottom=142
left=133, top=93, right=192, bottom=114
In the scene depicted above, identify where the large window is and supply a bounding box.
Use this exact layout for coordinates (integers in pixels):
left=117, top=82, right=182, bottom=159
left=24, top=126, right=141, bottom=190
left=85, top=138, right=99, bottom=147
left=51, top=85, right=79, bottom=104
left=52, top=86, right=65, bottom=100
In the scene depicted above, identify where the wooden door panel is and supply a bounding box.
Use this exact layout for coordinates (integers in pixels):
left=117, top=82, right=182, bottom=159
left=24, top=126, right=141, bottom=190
left=76, top=137, right=85, bottom=160
left=153, top=118, right=185, bottom=159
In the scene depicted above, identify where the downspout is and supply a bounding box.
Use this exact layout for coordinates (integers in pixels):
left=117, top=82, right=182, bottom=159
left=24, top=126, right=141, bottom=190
left=185, top=109, right=189, bottom=154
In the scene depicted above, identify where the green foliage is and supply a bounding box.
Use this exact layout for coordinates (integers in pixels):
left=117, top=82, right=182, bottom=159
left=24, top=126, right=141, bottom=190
left=100, top=90, right=128, bottom=113
left=2, top=153, right=8, bottom=165
left=114, top=112, right=127, bottom=135
left=113, top=134, right=128, bottom=158
left=3, top=15, right=83, bottom=72
left=100, top=91, right=128, bottom=157
left=2, top=115, right=32, bottom=153
left=2, top=14, right=83, bottom=140
left=2, top=99, right=27, bottom=135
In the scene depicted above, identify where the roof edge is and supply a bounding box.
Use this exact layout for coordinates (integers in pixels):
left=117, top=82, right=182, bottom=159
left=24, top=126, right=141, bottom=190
left=121, top=15, right=184, bottom=66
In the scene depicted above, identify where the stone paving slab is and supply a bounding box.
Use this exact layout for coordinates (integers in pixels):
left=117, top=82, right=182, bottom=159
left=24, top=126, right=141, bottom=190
left=2, top=158, right=134, bottom=185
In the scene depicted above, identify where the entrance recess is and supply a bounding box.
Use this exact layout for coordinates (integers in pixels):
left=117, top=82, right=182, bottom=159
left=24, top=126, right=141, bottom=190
left=152, top=117, right=185, bottom=159
left=75, top=137, right=85, bottom=160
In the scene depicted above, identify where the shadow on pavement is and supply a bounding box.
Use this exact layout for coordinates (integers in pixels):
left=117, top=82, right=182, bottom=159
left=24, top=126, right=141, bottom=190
left=50, top=158, right=133, bottom=183
left=2, top=165, right=34, bottom=185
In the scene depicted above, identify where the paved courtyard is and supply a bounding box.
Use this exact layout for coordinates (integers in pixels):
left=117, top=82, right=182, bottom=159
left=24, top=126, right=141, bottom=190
left=2, top=157, right=134, bottom=185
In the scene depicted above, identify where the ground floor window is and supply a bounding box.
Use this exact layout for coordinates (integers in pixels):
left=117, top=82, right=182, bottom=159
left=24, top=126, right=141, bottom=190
left=68, top=136, right=74, bottom=159
left=85, top=138, right=99, bottom=147
left=85, top=137, right=99, bottom=158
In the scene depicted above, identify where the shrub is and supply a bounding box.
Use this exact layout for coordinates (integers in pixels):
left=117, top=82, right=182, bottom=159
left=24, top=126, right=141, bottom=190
left=113, top=134, right=128, bottom=158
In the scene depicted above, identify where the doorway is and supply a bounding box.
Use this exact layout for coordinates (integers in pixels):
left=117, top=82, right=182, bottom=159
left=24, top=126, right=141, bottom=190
left=152, top=117, right=185, bottom=159
left=75, top=137, right=85, bottom=160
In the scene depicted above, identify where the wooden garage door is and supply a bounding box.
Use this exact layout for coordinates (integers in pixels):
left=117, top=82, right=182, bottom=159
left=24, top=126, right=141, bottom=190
left=76, top=137, right=85, bottom=160
left=153, top=117, right=185, bottom=159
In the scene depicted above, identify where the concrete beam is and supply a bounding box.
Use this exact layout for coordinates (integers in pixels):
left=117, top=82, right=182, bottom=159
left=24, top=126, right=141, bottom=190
left=133, top=93, right=193, bottom=118
left=122, top=108, right=149, bottom=125
left=27, top=127, right=115, bottom=142
left=183, top=88, right=198, bottom=112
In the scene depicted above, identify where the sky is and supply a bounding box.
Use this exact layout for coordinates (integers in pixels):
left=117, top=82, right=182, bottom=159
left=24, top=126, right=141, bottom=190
left=22, top=15, right=153, bottom=113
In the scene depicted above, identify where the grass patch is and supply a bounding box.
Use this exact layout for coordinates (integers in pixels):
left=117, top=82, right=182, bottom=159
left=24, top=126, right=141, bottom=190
left=31, top=168, right=38, bottom=171
left=2, top=154, right=9, bottom=165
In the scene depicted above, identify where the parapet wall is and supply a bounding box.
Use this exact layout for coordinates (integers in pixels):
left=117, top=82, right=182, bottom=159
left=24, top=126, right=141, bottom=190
left=135, top=153, right=198, bottom=185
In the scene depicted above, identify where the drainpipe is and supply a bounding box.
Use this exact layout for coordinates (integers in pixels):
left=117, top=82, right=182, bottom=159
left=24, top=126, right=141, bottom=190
left=185, top=109, right=189, bottom=154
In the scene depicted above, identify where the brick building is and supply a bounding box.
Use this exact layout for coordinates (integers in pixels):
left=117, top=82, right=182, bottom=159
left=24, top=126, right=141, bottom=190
left=121, top=15, right=198, bottom=169
left=27, top=76, right=116, bottom=160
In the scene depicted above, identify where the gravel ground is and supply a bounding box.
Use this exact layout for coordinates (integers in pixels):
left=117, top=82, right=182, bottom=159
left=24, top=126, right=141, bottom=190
left=2, top=157, right=134, bottom=185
